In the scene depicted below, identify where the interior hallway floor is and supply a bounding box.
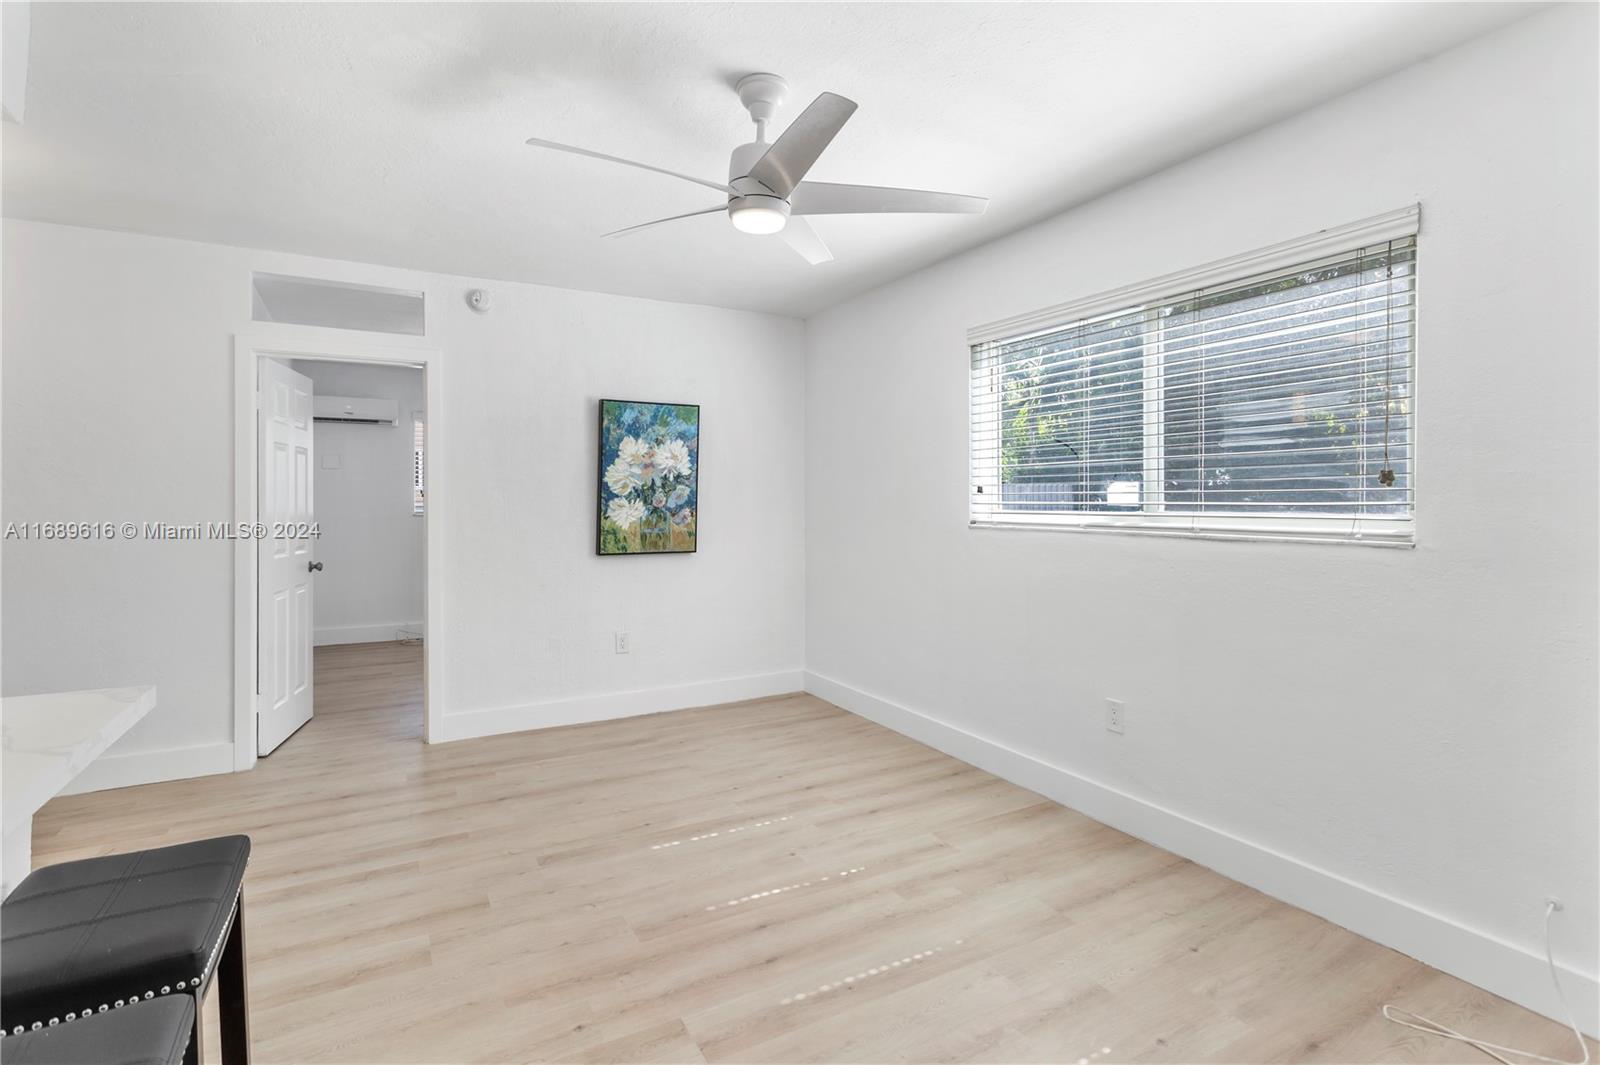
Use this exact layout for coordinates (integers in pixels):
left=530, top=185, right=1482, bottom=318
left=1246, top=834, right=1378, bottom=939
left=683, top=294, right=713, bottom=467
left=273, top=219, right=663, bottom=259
left=32, top=641, right=1591, bottom=1063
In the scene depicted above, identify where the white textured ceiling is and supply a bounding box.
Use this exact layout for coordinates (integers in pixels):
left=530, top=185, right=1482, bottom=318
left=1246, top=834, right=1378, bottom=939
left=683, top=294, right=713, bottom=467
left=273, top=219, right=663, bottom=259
left=3, top=2, right=1536, bottom=316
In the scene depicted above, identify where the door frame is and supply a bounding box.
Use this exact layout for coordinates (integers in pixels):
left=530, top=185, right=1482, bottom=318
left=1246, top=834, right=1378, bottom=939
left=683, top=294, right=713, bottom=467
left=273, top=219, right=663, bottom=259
left=233, top=330, right=444, bottom=770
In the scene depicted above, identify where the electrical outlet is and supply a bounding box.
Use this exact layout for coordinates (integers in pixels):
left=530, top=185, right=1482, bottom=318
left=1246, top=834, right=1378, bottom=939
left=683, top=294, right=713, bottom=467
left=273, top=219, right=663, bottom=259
left=614, top=631, right=630, bottom=655
left=1105, top=698, right=1126, bottom=734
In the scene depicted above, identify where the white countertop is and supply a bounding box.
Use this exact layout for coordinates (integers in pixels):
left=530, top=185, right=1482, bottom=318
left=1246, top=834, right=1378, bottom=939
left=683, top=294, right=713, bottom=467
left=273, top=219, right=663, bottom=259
left=2, top=685, right=157, bottom=836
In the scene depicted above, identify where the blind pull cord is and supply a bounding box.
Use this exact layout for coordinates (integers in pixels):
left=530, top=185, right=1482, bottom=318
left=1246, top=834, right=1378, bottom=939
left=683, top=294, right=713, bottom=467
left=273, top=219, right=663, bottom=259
left=1378, top=241, right=1397, bottom=487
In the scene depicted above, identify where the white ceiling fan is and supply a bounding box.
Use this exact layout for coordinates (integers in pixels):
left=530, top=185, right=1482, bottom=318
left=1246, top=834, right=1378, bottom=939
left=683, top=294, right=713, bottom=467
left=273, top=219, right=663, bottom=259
left=525, top=73, right=988, bottom=265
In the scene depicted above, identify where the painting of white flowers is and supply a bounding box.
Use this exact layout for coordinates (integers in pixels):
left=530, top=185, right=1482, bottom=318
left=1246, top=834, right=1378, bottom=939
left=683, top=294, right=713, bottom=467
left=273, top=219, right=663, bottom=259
left=597, top=399, right=700, bottom=555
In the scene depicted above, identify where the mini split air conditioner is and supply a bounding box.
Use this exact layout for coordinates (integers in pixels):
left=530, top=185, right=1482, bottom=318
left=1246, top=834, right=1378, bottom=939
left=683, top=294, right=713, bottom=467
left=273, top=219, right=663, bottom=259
left=312, top=395, right=399, bottom=425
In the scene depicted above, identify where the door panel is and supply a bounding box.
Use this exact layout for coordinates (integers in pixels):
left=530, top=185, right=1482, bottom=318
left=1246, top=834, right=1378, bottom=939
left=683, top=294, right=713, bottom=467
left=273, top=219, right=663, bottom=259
left=258, top=358, right=316, bottom=755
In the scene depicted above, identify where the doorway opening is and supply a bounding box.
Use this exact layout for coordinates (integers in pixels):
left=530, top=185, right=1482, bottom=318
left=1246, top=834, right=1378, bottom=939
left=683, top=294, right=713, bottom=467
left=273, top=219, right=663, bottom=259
left=232, top=335, right=443, bottom=771
left=294, top=359, right=425, bottom=751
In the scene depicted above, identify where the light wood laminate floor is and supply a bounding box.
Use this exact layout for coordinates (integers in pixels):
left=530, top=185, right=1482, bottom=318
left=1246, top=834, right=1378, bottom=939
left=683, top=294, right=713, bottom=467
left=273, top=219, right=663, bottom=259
left=33, top=642, right=1590, bottom=1064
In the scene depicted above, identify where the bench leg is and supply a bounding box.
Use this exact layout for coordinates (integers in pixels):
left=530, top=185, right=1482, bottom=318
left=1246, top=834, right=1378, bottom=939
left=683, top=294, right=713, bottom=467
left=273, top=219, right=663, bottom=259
left=185, top=991, right=203, bottom=1065
left=218, top=892, right=251, bottom=1065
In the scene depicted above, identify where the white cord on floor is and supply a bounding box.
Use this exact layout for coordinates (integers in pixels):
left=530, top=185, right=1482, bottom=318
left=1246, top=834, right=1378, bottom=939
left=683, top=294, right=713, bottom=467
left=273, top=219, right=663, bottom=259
left=1382, top=901, right=1591, bottom=1065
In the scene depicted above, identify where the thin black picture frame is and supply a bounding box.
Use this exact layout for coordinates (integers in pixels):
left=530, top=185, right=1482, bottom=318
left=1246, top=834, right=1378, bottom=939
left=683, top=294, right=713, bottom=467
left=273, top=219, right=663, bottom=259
left=595, top=398, right=701, bottom=556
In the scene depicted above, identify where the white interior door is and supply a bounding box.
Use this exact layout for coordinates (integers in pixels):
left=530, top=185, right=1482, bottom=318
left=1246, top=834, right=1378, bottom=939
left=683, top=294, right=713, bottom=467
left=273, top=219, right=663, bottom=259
left=257, top=358, right=316, bottom=755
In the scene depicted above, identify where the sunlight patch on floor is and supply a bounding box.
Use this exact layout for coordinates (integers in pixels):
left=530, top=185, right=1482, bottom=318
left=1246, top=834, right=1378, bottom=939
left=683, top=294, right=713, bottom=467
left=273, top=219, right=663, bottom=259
left=779, top=938, right=965, bottom=1005
left=705, top=867, right=865, bottom=912
left=650, top=816, right=791, bottom=850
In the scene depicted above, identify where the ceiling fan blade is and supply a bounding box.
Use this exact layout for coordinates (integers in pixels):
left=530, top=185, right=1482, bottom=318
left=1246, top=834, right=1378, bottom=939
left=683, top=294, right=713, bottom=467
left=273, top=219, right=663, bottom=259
left=525, top=138, right=732, bottom=195
left=747, top=92, right=858, bottom=198
left=778, top=217, right=833, bottom=265
left=602, top=205, right=726, bottom=239
left=790, top=181, right=988, bottom=216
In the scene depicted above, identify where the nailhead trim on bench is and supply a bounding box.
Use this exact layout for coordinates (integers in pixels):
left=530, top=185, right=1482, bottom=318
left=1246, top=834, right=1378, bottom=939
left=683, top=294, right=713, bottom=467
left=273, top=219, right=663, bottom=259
left=2, top=895, right=239, bottom=1038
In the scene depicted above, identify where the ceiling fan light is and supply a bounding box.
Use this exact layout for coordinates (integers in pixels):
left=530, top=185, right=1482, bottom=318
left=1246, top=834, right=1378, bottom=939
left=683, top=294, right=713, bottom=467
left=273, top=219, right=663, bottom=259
left=728, top=197, right=790, bottom=235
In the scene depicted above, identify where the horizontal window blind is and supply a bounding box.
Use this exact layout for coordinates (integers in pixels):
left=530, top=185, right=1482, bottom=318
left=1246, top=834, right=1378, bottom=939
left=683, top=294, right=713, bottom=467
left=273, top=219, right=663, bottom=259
left=971, top=218, right=1417, bottom=546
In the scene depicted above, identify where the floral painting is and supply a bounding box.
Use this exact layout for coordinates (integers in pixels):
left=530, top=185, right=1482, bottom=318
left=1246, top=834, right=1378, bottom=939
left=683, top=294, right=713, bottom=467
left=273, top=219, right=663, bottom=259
left=597, top=399, right=699, bottom=555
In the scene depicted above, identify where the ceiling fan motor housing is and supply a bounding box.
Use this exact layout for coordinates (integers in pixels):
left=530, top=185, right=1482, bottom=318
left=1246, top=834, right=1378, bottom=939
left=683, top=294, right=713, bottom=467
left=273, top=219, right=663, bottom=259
left=735, top=72, right=789, bottom=129
left=727, top=140, right=790, bottom=234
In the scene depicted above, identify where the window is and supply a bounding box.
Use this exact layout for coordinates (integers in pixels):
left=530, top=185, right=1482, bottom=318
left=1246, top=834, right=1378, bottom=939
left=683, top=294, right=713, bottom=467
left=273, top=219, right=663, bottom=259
left=970, top=209, right=1417, bottom=546
left=250, top=273, right=425, bottom=335
left=412, top=412, right=426, bottom=515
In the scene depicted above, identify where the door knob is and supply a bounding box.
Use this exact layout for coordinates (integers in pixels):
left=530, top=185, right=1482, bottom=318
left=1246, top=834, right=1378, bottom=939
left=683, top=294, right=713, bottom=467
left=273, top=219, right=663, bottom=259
left=308, top=561, right=324, bottom=572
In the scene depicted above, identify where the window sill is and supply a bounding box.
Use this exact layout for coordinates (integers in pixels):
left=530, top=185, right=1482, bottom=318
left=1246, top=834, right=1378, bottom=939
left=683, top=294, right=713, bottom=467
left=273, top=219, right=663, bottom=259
left=970, top=512, right=1415, bottom=548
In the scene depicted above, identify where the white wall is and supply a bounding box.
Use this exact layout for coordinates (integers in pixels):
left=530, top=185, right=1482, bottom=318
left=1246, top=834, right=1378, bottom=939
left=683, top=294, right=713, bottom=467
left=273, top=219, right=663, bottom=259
left=288, top=359, right=425, bottom=646
left=804, top=5, right=1597, bottom=1032
left=2, top=221, right=806, bottom=772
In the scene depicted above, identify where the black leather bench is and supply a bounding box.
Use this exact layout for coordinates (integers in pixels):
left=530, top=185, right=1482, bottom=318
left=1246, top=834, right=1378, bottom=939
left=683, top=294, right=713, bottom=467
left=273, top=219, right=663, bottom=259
left=1, top=835, right=252, bottom=1065
left=0, top=995, right=195, bottom=1065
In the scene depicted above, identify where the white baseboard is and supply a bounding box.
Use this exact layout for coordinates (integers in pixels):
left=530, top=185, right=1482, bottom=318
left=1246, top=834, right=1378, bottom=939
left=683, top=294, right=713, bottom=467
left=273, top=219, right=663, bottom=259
left=313, top=622, right=423, bottom=646
left=58, top=741, right=236, bottom=796
left=437, top=669, right=806, bottom=743
left=804, top=670, right=1599, bottom=1037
